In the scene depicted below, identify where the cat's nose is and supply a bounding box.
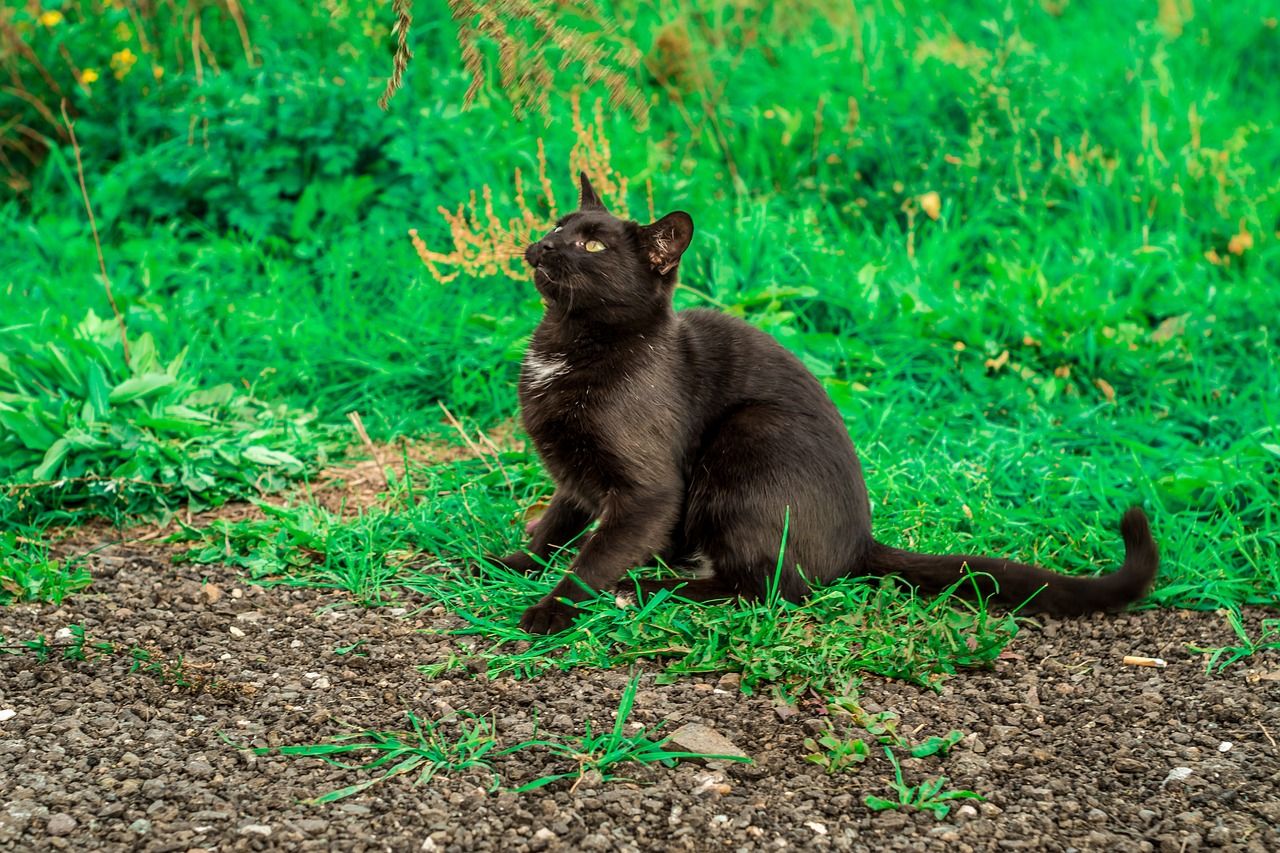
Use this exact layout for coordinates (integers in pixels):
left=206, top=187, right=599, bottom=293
left=525, top=241, right=556, bottom=268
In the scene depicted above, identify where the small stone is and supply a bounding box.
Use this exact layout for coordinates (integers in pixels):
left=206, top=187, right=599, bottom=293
left=1217, top=741, right=1232, bottom=753
left=231, top=588, right=243, bottom=599
left=0, top=709, right=15, bottom=723
left=529, top=827, right=557, bottom=851
left=1162, top=767, right=1194, bottom=787
left=186, top=758, right=215, bottom=779
left=691, top=773, right=731, bottom=798
left=229, top=626, right=245, bottom=638
left=1115, top=757, right=1146, bottom=773
left=311, top=677, right=332, bottom=690
left=47, top=814, right=76, bottom=836
left=296, top=819, right=327, bottom=834
left=128, top=819, right=151, bottom=835
left=239, top=824, right=272, bottom=837
left=804, top=821, right=828, bottom=835
left=716, top=672, right=741, bottom=691
left=956, top=804, right=978, bottom=819
left=667, top=724, right=749, bottom=762
left=202, top=583, right=222, bottom=604
left=773, top=704, right=798, bottom=721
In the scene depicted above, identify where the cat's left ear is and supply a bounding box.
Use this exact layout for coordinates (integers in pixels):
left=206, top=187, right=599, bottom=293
left=638, top=211, right=694, bottom=275
left=578, top=172, right=605, bottom=210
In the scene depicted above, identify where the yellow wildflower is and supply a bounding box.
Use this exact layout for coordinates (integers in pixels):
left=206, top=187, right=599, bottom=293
left=110, top=48, right=137, bottom=80
left=39, top=10, right=63, bottom=26
left=152, top=65, right=164, bottom=80
left=81, top=68, right=100, bottom=85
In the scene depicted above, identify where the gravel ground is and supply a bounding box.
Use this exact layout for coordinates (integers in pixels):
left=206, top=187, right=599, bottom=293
left=1, top=537, right=1278, bottom=853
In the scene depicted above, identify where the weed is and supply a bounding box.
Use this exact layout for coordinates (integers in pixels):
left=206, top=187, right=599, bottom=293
left=803, top=728, right=870, bottom=775
left=175, top=457, right=1020, bottom=696
left=0, top=531, right=91, bottom=605
left=1189, top=609, right=1280, bottom=673
left=240, top=710, right=504, bottom=803
left=508, top=672, right=750, bottom=792
left=240, top=672, right=744, bottom=801
left=864, top=748, right=986, bottom=820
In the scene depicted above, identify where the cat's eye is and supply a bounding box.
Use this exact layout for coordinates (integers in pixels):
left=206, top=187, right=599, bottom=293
left=584, top=240, right=606, bottom=253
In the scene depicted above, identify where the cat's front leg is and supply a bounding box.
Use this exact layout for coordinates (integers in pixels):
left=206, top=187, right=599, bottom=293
left=520, top=489, right=678, bottom=634
left=477, top=492, right=591, bottom=575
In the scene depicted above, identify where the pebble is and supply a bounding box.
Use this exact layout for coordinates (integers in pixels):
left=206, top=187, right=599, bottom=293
left=186, top=758, right=215, bottom=779
left=128, top=819, right=151, bottom=835
left=46, top=814, right=76, bottom=836
left=668, top=724, right=749, bottom=762
left=716, top=672, right=741, bottom=691
left=239, top=824, right=272, bottom=837
left=0, top=709, right=15, bottom=722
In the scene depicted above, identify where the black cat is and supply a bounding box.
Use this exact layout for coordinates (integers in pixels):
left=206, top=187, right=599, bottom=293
left=484, top=174, right=1159, bottom=635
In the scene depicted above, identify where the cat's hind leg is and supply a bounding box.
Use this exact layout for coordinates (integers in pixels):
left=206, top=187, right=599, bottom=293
left=680, top=403, right=871, bottom=603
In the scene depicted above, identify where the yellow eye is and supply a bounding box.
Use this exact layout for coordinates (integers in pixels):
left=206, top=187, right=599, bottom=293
left=584, top=240, right=606, bottom=253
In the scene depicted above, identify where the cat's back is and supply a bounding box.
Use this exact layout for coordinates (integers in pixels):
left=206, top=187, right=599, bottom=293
left=676, top=308, right=827, bottom=402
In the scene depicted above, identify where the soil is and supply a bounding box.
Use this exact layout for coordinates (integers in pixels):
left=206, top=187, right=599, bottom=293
left=2, top=532, right=1278, bottom=853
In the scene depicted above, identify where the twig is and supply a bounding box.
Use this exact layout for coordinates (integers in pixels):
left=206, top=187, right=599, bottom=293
left=4, top=475, right=170, bottom=493
left=346, top=411, right=391, bottom=492
left=60, top=100, right=129, bottom=366
left=475, top=426, right=517, bottom=498
left=437, top=401, right=512, bottom=491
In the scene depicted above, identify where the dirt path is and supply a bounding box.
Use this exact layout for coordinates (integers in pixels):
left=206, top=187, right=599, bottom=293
left=1, top=538, right=1277, bottom=853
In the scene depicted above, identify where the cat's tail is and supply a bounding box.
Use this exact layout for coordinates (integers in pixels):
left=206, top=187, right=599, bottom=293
left=863, top=507, right=1158, bottom=615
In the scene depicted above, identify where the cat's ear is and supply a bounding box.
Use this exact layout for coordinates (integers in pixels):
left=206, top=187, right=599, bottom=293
left=578, top=172, right=605, bottom=211
left=638, top=211, right=694, bottom=275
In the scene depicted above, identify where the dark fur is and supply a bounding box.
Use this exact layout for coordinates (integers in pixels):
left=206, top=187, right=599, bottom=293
left=489, top=174, right=1159, bottom=634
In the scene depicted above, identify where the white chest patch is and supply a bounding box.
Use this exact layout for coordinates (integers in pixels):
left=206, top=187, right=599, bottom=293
left=524, top=351, right=569, bottom=389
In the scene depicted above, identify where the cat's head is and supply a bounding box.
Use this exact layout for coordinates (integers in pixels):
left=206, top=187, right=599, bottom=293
left=524, top=173, right=693, bottom=321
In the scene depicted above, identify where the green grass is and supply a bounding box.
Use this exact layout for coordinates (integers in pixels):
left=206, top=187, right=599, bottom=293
left=5, top=0, right=1277, bottom=606
left=175, top=454, right=1021, bottom=695
left=1188, top=608, right=1280, bottom=673
left=3, top=0, right=1278, bottom=815
left=864, top=747, right=985, bottom=821
left=237, top=672, right=750, bottom=800
left=236, top=709, right=507, bottom=803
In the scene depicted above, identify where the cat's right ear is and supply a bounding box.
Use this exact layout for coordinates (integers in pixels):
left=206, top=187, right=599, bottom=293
left=578, top=172, right=605, bottom=210
left=638, top=211, right=694, bottom=276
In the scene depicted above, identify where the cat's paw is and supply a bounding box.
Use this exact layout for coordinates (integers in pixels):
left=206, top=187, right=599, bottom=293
left=470, top=552, right=538, bottom=576
left=519, top=596, right=579, bottom=635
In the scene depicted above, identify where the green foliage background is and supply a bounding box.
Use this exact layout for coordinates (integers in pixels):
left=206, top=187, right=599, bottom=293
left=2, top=0, right=1278, bottom=607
